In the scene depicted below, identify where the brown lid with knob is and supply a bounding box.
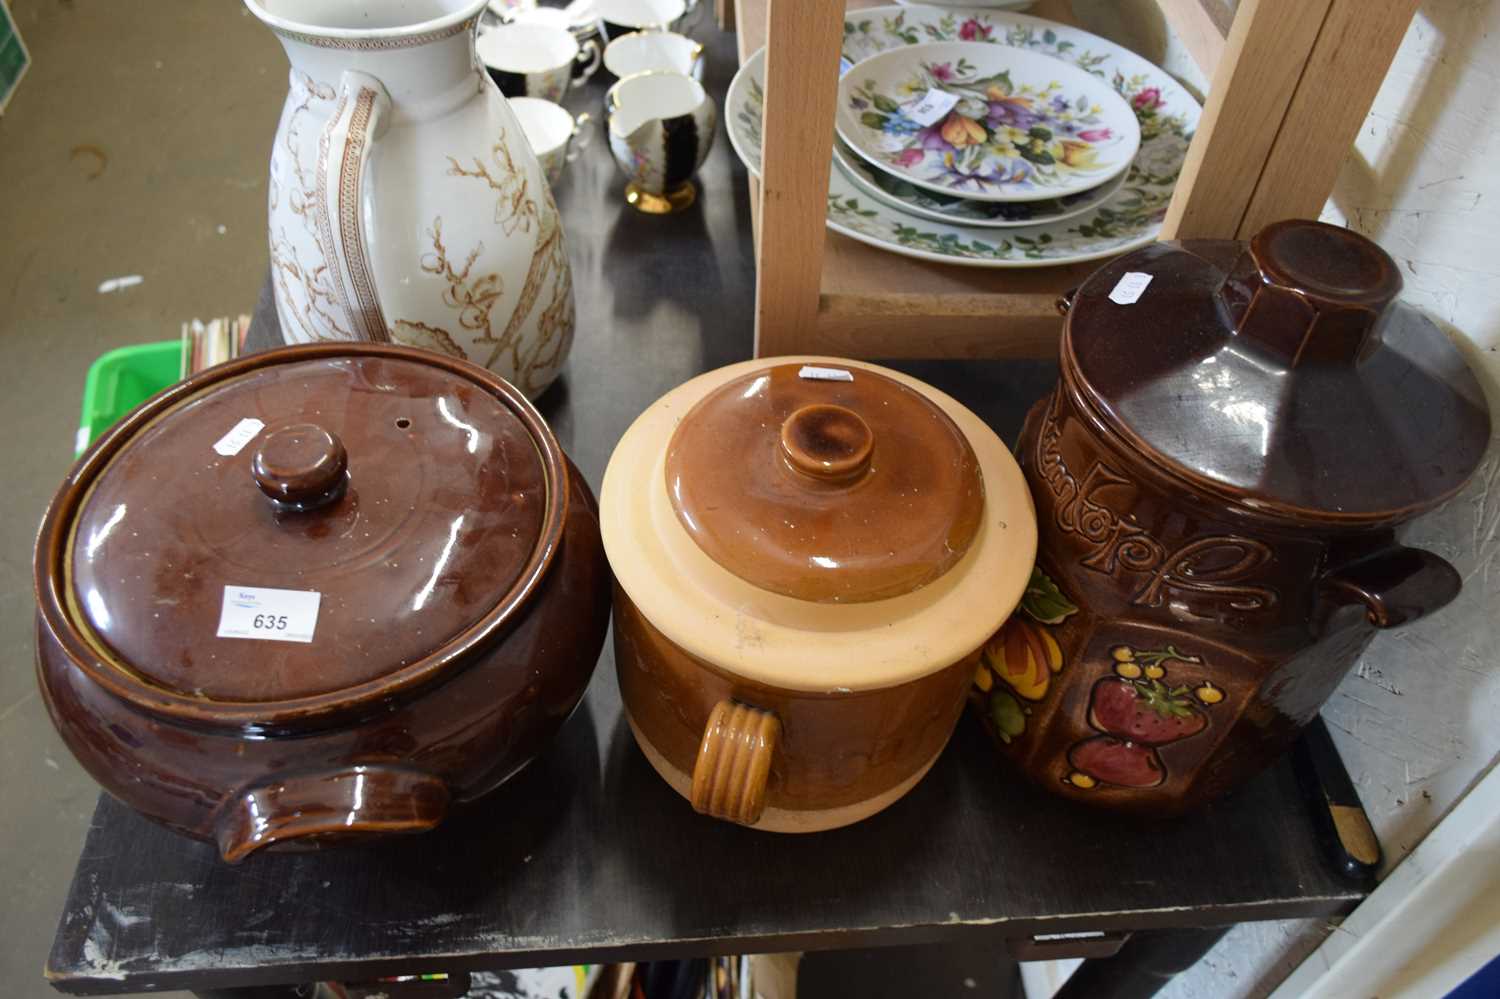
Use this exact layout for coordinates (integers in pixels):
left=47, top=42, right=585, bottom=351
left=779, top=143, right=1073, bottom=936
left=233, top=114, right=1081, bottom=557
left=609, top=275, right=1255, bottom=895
left=664, top=362, right=985, bottom=603
left=65, top=349, right=553, bottom=702
left=1062, top=219, right=1490, bottom=524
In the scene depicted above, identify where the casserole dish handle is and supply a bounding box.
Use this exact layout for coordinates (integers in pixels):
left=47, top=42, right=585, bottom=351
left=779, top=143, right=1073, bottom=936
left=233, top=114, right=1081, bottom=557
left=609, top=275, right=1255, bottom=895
left=690, top=700, right=780, bottom=826
left=215, top=765, right=449, bottom=863
left=1319, top=545, right=1461, bottom=629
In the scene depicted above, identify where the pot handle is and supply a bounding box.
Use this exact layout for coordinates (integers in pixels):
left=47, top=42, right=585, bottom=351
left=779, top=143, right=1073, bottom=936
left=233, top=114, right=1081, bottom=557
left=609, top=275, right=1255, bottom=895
left=568, top=112, right=593, bottom=162
left=214, top=765, right=449, bottom=863
left=691, top=700, right=780, bottom=826
left=317, top=70, right=392, bottom=342
left=1319, top=546, right=1461, bottom=629
left=1056, top=286, right=1079, bottom=316
left=574, top=38, right=602, bottom=85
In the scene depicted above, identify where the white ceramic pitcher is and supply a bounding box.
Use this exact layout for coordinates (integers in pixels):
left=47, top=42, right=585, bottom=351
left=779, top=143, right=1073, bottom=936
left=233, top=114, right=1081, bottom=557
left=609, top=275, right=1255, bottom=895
left=247, top=0, right=575, bottom=399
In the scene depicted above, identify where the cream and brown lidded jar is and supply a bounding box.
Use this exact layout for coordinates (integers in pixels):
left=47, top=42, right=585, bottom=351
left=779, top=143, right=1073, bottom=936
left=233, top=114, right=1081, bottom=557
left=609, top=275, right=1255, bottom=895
left=601, top=357, right=1036, bottom=832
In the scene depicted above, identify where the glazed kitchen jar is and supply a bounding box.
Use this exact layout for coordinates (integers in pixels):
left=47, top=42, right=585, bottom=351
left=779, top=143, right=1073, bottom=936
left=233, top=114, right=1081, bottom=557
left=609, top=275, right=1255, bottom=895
left=975, top=220, right=1490, bottom=815
left=248, top=0, right=576, bottom=399
left=35, top=344, right=611, bottom=862
left=601, top=358, right=1036, bottom=831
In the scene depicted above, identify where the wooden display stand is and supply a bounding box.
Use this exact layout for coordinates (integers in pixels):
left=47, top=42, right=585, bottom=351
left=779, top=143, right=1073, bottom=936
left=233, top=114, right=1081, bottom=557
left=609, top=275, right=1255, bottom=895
left=738, top=0, right=1418, bottom=358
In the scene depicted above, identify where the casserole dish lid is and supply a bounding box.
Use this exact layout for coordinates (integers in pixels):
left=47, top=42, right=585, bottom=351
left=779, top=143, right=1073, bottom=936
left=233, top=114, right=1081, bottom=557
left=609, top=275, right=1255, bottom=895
left=1063, top=219, right=1490, bottom=524
left=601, top=358, right=1036, bottom=693
left=664, top=363, right=984, bottom=603
left=59, top=345, right=559, bottom=703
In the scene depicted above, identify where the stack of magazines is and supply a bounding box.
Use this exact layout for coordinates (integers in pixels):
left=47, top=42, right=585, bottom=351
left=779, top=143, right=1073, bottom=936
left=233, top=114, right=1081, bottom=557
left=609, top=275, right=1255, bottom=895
left=181, top=315, right=251, bottom=376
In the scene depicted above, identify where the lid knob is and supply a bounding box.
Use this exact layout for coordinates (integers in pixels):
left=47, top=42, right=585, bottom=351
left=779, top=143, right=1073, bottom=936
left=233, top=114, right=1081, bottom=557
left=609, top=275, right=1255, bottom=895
left=251, top=424, right=349, bottom=511
left=1217, top=219, right=1403, bottom=367
left=779, top=404, right=874, bottom=483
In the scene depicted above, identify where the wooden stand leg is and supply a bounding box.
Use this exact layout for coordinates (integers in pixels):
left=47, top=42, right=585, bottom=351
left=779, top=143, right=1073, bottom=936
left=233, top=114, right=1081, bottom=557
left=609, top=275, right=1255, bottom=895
left=1161, top=0, right=1332, bottom=239
left=752, top=0, right=843, bottom=357
left=1163, top=0, right=1419, bottom=240
left=1237, top=0, right=1418, bottom=234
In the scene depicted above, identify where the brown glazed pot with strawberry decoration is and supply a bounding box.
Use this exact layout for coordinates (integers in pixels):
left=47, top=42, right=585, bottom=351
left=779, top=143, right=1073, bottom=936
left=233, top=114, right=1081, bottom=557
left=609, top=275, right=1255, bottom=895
left=974, top=220, right=1491, bottom=815
left=34, top=343, right=611, bottom=861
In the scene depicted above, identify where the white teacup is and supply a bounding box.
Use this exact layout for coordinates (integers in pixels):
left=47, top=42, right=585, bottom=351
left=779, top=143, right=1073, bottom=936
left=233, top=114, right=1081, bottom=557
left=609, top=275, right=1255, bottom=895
left=510, top=97, right=592, bottom=187
left=484, top=0, right=535, bottom=19
left=504, top=4, right=605, bottom=53
left=607, top=70, right=716, bottom=213
left=604, top=29, right=704, bottom=81
left=595, top=0, right=700, bottom=39
left=477, top=22, right=600, bottom=102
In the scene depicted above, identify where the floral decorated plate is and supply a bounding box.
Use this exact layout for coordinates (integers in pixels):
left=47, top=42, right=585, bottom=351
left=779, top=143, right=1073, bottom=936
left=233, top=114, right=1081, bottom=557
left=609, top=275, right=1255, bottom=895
left=724, top=7, right=1198, bottom=268
left=832, top=134, right=1127, bottom=228
left=895, top=0, right=1034, bottom=7
left=835, top=41, right=1139, bottom=202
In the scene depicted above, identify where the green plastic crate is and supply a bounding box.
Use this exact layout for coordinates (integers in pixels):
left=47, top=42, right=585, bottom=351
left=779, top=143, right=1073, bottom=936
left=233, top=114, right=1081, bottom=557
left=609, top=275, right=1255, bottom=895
left=76, top=340, right=185, bottom=455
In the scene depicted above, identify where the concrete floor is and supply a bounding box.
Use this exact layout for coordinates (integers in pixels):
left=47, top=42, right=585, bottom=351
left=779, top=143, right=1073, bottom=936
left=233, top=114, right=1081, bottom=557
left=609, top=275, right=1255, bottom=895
left=1, top=2, right=287, bottom=995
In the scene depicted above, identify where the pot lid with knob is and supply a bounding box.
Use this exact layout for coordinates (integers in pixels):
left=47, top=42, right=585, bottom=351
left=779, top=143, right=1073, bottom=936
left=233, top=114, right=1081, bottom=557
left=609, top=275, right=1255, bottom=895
left=600, top=357, right=1037, bottom=693
left=51, top=344, right=564, bottom=709
left=1060, top=219, right=1490, bottom=525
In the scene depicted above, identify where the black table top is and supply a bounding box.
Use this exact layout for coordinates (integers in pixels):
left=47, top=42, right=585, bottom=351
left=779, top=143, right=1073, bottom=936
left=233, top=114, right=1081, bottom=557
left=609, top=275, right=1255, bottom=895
left=45, top=18, right=1366, bottom=997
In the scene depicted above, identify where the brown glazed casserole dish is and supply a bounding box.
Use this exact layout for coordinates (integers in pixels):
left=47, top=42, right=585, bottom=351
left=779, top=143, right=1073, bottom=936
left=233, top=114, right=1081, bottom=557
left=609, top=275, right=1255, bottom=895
left=35, top=343, right=610, bottom=861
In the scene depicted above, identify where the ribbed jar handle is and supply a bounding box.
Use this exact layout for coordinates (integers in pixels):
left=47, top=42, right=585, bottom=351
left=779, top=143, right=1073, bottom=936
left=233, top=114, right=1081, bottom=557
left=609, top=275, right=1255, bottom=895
left=690, top=700, right=780, bottom=826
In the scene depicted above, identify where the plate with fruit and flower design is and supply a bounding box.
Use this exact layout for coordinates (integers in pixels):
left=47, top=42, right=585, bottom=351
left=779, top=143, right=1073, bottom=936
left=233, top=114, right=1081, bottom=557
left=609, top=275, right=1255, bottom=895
left=725, top=8, right=1198, bottom=268
left=835, top=40, right=1139, bottom=202
left=831, top=134, right=1127, bottom=228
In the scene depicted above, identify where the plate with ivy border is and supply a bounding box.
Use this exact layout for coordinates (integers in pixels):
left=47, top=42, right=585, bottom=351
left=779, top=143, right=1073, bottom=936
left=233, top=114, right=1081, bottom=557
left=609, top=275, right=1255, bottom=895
left=831, top=134, right=1128, bottom=228
left=725, top=7, right=1199, bottom=268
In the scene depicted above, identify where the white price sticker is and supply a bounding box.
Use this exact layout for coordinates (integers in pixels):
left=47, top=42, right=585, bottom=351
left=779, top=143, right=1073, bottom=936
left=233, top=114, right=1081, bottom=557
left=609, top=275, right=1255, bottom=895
left=903, top=89, right=962, bottom=127
left=213, top=418, right=265, bottom=457
left=1108, top=271, right=1154, bottom=305
left=798, top=365, right=855, bottom=382
left=216, top=585, right=322, bottom=644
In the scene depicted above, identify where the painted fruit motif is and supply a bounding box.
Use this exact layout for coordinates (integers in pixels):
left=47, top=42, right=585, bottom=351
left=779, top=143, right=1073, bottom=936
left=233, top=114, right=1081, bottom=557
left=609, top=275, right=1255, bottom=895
left=1068, top=736, right=1165, bottom=788
left=1064, top=642, right=1223, bottom=792
left=989, top=689, right=1027, bottom=745
left=1087, top=677, right=1207, bottom=746
left=973, top=566, right=1078, bottom=749
left=983, top=616, right=1062, bottom=701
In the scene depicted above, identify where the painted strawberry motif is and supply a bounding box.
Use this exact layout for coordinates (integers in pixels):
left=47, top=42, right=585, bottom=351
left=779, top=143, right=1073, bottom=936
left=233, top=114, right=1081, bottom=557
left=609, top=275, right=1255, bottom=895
left=1087, top=677, right=1208, bottom=746
left=1063, top=643, right=1222, bottom=792
left=1069, top=736, right=1165, bottom=788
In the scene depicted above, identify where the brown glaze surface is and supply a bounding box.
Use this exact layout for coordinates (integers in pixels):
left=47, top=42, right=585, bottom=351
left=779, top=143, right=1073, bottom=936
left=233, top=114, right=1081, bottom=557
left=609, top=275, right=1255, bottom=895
left=974, top=221, right=1490, bottom=815
left=664, top=362, right=984, bottom=603
left=1064, top=221, right=1489, bottom=522
left=614, top=586, right=975, bottom=814
left=36, top=344, right=612, bottom=860
left=67, top=353, right=548, bottom=702
left=250, top=423, right=350, bottom=511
